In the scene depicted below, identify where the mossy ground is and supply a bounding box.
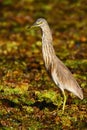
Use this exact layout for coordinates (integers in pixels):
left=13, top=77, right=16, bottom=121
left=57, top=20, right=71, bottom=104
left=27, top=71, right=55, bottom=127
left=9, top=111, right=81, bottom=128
left=0, top=0, right=87, bottom=129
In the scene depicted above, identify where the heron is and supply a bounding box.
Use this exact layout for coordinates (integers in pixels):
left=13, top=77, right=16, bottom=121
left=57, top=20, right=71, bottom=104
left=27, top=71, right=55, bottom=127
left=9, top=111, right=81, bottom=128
left=30, top=18, right=83, bottom=111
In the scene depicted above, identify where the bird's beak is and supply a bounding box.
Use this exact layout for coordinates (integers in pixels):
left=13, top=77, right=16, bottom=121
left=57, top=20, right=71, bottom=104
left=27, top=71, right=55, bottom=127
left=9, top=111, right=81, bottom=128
left=25, top=22, right=39, bottom=31
left=30, top=22, right=38, bottom=28
left=25, top=23, right=37, bottom=31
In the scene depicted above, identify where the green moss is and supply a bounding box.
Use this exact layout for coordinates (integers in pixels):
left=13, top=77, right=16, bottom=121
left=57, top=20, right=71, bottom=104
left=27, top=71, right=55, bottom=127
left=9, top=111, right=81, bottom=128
left=35, top=90, right=62, bottom=107
left=0, top=0, right=87, bottom=129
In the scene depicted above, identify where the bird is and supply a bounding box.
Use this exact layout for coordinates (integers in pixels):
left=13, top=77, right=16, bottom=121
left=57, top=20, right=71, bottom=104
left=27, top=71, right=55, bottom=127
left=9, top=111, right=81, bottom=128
left=30, top=18, right=83, bottom=111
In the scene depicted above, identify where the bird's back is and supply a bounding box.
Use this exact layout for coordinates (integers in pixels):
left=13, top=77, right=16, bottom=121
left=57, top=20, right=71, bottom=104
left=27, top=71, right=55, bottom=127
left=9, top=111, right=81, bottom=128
left=51, top=56, right=83, bottom=100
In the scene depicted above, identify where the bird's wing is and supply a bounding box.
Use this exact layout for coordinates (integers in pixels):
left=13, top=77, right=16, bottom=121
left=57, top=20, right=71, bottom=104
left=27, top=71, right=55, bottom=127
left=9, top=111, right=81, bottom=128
left=51, top=56, right=83, bottom=99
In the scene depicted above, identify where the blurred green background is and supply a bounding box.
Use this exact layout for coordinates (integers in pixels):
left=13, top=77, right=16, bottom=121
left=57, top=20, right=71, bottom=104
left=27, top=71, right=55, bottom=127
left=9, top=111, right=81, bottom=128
left=0, top=0, right=87, bottom=129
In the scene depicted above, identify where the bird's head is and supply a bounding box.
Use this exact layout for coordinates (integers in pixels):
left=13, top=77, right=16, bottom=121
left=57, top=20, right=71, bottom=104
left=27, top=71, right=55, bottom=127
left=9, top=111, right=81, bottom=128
left=30, top=18, right=47, bottom=28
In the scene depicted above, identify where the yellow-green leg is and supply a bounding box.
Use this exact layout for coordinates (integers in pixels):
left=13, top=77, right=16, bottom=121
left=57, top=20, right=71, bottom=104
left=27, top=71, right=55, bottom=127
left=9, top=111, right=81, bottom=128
left=62, top=90, right=67, bottom=111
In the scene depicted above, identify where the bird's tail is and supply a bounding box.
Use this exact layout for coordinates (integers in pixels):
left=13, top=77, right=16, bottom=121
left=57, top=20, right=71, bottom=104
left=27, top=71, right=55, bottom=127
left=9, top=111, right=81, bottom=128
left=76, top=87, right=83, bottom=100
left=70, top=84, right=83, bottom=100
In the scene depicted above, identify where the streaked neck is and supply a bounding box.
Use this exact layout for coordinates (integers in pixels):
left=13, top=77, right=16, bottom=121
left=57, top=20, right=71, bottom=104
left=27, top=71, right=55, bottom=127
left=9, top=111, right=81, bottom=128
left=41, top=23, right=52, bottom=45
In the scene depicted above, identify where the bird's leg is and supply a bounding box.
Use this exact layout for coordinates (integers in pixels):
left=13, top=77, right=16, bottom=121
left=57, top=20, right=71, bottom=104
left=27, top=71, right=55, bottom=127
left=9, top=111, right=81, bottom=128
left=62, top=90, right=67, bottom=111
